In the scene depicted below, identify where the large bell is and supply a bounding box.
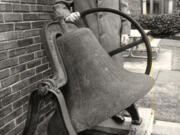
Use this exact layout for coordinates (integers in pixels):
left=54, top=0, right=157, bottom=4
left=54, top=27, right=153, bottom=132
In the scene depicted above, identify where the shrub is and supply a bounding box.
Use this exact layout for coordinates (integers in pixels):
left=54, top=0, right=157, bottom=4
left=138, top=14, right=180, bottom=37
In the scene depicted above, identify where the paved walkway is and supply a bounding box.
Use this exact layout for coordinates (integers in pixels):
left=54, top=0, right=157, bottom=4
left=124, top=39, right=180, bottom=123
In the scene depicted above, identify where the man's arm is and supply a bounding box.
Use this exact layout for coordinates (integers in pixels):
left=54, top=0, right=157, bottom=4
left=120, top=0, right=131, bottom=35
left=53, top=0, right=73, bottom=18
left=54, top=0, right=80, bottom=22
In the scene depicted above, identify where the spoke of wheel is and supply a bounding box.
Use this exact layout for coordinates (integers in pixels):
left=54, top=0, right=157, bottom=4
left=109, top=38, right=143, bottom=56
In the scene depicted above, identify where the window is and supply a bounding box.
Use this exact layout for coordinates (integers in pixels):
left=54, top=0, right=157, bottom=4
left=142, top=0, right=174, bottom=15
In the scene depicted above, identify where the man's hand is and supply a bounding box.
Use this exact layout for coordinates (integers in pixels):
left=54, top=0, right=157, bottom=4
left=65, top=12, right=80, bottom=22
left=121, top=34, right=129, bottom=45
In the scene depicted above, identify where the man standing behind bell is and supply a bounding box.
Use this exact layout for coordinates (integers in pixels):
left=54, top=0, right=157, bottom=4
left=54, top=0, right=131, bottom=123
left=54, top=0, right=131, bottom=53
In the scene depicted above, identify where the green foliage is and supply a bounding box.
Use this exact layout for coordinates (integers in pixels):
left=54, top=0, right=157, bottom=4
left=138, top=14, right=180, bottom=37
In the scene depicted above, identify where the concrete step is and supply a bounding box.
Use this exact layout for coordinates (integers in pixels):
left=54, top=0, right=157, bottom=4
left=152, top=120, right=180, bottom=135
left=95, top=108, right=155, bottom=135
left=36, top=108, right=155, bottom=135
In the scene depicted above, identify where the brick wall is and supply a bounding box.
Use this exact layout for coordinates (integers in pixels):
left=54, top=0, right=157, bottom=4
left=0, top=0, right=55, bottom=135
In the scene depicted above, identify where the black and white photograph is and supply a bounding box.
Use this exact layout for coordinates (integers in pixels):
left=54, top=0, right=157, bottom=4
left=0, top=0, right=180, bottom=135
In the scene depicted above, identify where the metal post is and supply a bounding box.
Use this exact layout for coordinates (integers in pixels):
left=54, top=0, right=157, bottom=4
left=150, top=0, right=153, bottom=14
left=161, top=0, right=165, bottom=14
left=142, top=0, right=147, bottom=15
left=168, top=0, right=173, bottom=14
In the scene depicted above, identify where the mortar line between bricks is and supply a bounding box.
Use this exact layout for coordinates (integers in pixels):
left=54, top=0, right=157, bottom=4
left=7, top=43, right=41, bottom=52
left=23, top=12, right=54, bottom=14
left=19, top=79, right=42, bottom=93
left=12, top=56, right=41, bottom=70
left=30, top=4, right=54, bottom=6
left=0, top=101, right=12, bottom=112
left=12, top=3, right=31, bottom=6
left=0, top=107, right=22, bottom=123
left=32, top=12, right=53, bottom=14
left=12, top=96, right=29, bottom=110
left=0, top=119, right=16, bottom=130
left=0, top=36, right=38, bottom=46
left=0, top=2, right=14, bottom=5
left=0, top=39, right=17, bottom=44
left=1, top=11, right=22, bottom=14
left=0, top=93, right=20, bottom=109
left=17, top=52, right=34, bottom=58
left=30, top=20, right=50, bottom=23
left=0, top=32, right=39, bottom=43
left=6, top=121, right=26, bottom=135
left=28, top=12, right=54, bottom=14
left=13, top=67, right=37, bottom=80
left=0, top=28, right=40, bottom=33
left=22, top=27, right=41, bottom=32
left=7, top=47, right=26, bottom=53
left=37, top=67, right=51, bottom=75
left=0, top=1, right=21, bottom=4
left=15, top=111, right=28, bottom=121
left=0, top=22, right=15, bottom=25
left=3, top=119, right=22, bottom=135
left=10, top=79, right=30, bottom=92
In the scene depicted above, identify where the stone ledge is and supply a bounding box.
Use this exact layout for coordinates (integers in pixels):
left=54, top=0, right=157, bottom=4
left=94, top=108, right=154, bottom=135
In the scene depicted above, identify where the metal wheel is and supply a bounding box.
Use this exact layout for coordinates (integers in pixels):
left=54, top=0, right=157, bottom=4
left=80, top=8, right=152, bottom=75
left=80, top=8, right=153, bottom=125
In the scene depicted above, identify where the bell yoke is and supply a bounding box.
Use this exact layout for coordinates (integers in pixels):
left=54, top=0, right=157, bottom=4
left=22, top=8, right=154, bottom=135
